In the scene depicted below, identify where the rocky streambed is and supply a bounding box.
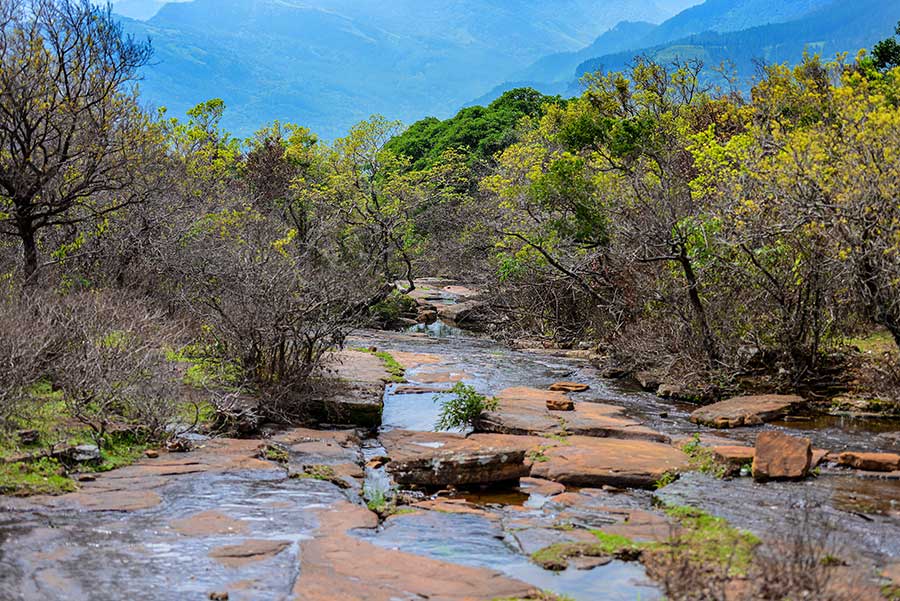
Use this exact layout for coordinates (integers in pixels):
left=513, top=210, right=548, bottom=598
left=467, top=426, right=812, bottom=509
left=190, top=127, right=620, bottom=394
left=1, top=281, right=899, bottom=600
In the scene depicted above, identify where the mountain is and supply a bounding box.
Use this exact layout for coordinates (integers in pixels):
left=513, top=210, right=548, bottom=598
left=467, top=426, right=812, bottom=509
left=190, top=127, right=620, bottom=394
left=111, top=0, right=175, bottom=21
left=477, top=0, right=885, bottom=104
left=119, top=0, right=698, bottom=138
left=575, top=0, right=900, bottom=86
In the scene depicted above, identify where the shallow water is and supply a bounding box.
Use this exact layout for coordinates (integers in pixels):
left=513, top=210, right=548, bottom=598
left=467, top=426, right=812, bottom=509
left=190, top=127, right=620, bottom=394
left=358, top=509, right=662, bottom=601
left=0, top=470, right=346, bottom=601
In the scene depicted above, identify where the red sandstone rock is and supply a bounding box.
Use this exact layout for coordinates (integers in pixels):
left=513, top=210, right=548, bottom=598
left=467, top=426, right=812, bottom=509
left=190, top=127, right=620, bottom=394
left=752, top=431, right=811, bottom=481
left=691, top=395, right=803, bottom=428
left=837, top=451, right=900, bottom=472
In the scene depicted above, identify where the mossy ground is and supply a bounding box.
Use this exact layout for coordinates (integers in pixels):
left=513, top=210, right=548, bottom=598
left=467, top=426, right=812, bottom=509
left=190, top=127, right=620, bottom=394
left=531, top=505, right=759, bottom=575
left=0, top=381, right=159, bottom=496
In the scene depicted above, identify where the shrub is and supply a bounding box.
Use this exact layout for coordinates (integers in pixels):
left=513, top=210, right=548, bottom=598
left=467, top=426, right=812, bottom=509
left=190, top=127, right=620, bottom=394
left=434, top=382, right=498, bottom=431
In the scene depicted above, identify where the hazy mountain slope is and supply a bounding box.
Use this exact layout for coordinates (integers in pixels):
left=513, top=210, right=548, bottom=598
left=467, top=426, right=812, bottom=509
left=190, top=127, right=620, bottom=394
left=575, top=0, right=900, bottom=86
left=500, top=0, right=834, bottom=91
left=121, top=0, right=698, bottom=138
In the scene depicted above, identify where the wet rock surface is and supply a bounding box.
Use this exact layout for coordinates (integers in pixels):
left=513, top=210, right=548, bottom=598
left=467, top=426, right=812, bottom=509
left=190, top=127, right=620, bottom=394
left=691, top=394, right=803, bottom=428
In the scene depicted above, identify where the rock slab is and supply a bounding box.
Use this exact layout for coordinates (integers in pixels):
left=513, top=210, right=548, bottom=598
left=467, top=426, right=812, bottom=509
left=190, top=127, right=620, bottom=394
left=691, top=394, right=802, bottom=428
left=530, top=436, right=689, bottom=489
left=837, top=452, right=900, bottom=472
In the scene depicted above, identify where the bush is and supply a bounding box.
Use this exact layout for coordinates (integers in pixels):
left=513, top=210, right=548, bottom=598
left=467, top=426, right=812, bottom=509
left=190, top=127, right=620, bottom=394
left=434, top=382, right=498, bottom=431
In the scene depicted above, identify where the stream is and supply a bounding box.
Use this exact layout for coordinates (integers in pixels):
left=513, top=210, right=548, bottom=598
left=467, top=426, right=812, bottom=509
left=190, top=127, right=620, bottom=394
left=0, top=283, right=898, bottom=600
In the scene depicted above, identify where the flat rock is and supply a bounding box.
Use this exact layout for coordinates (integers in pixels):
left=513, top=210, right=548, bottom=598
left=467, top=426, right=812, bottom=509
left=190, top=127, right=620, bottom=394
left=436, top=300, right=484, bottom=326
left=294, top=502, right=532, bottom=601
left=170, top=510, right=249, bottom=537
left=530, top=436, right=689, bottom=489
left=519, top=477, right=566, bottom=497
left=381, top=430, right=533, bottom=487
left=752, top=431, right=811, bottom=481
left=477, top=387, right=669, bottom=443
left=690, top=394, right=803, bottom=428
left=548, top=382, right=590, bottom=393
left=837, top=452, right=900, bottom=472
left=413, top=369, right=472, bottom=384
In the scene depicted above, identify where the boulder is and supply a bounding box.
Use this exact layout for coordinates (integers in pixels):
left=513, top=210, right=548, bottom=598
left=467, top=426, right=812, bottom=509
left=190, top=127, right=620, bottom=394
left=691, top=394, right=802, bottom=428
left=634, top=371, right=661, bottom=392
left=548, top=382, right=589, bottom=393
left=752, top=431, right=811, bottom=481
left=836, top=451, right=900, bottom=472
left=530, top=436, right=689, bottom=489
left=436, top=300, right=484, bottom=326
left=477, top=387, right=669, bottom=443
left=381, top=430, right=533, bottom=487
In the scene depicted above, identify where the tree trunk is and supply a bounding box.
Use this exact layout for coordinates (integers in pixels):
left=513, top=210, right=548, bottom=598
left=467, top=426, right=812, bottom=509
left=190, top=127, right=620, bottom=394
left=18, top=218, right=38, bottom=283
left=882, top=311, right=900, bottom=352
left=678, top=249, right=719, bottom=366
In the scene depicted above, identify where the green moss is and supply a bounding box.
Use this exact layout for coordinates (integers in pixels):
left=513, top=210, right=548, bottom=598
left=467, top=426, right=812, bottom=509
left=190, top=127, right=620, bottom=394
left=0, top=458, right=77, bottom=496
left=662, top=505, right=760, bottom=574
left=681, top=434, right=728, bottom=478
left=527, top=445, right=551, bottom=463
left=847, top=330, right=897, bottom=354
left=262, top=444, right=289, bottom=464
left=655, top=470, right=678, bottom=489
left=532, top=532, right=646, bottom=571
left=353, top=347, right=406, bottom=383
left=368, top=291, right=418, bottom=324
left=88, top=432, right=149, bottom=472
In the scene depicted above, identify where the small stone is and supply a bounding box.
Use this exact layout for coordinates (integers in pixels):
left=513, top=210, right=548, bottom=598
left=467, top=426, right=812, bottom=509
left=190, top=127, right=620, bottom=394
left=366, top=456, right=389, bottom=469
left=144, top=449, right=159, bottom=459
left=548, top=382, right=589, bottom=393
left=208, top=593, right=229, bottom=601
left=546, top=398, right=575, bottom=411
left=72, top=444, right=101, bottom=464
left=752, top=431, right=811, bottom=481
left=76, top=473, right=96, bottom=482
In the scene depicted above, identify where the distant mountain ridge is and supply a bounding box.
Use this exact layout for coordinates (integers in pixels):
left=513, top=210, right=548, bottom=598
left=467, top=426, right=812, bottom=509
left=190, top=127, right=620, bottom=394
left=476, top=0, right=898, bottom=106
